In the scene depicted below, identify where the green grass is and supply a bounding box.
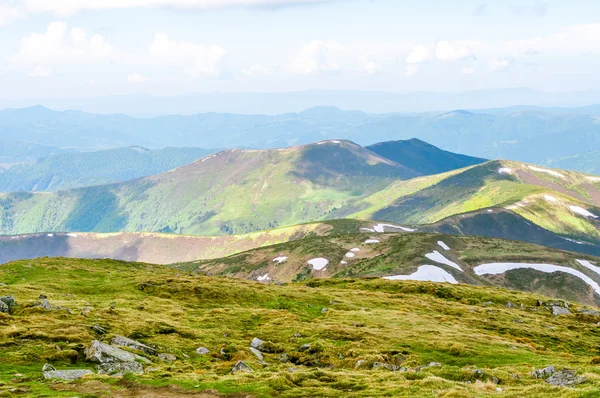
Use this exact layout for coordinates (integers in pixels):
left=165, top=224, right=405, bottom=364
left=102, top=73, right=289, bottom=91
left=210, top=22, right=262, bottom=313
left=2, top=257, right=600, bottom=397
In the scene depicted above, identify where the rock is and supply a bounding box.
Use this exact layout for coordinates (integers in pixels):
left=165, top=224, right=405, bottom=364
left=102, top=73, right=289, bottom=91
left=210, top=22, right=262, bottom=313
left=43, top=369, right=93, bottom=380
left=85, top=340, right=150, bottom=364
left=552, top=306, right=571, bottom=316
left=578, top=308, right=600, bottom=316
left=250, top=347, right=266, bottom=363
left=0, top=282, right=7, bottom=287
left=506, top=302, right=518, bottom=309
left=231, top=361, right=253, bottom=373
left=532, top=365, right=556, bottom=379
left=250, top=337, right=265, bottom=351
left=98, top=361, right=144, bottom=376
left=546, top=369, right=586, bottom=386
left=355, top=360, right=366, bottom=368
left=321, top=308, right=328, bottom=314
left=196, top=347, right=210, bottom=355
left=42, top=364, right=56, bottom=371
left=158, top=353, right=176, bottom=362
left=427, top=362, right=442, bottom=368
left=298, top=344, right=311, bottom=352
left=40, top=299, right=52, bottom=310
left=81, top=306, right=92, bottom=316
left=279, top=353, right=289, bottom=363
left=472, top=369, right=484, bottom=379
left=91, top=325, right=108, bottom=335
left=0, top=296, right=17, bottom=313
left=372, top=362, right=400, bottom=371
left=111, top=335, right=157, bottom=355
left=293, top=332, right=302, bottom=338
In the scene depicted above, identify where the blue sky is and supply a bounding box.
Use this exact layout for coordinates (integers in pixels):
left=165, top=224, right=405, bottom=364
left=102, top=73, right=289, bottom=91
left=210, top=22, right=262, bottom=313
left=1, top=0, right=600, bottom=99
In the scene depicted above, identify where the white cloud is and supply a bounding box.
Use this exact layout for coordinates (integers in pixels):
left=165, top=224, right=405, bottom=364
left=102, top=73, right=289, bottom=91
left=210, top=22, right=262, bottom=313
left=489, top=57, right=510, bottom=71
left=21, top=0, right=330, bottom=17
left=14, top=21, right=119, bottom=67
left=242, top=64, right=274, bottom=77
left=503, top=23, right=600, bottom=56
left=287, top=40, right=345, bottom=75
left=149, top=33, right=228, bottom=79
left=358, top=53, right=380, bottom=76
left=462, top=66, right=474, bottom=74
left=27, top=66, right=52, bottom=77
left=89, top=79, right=96, bottom=85
left=435, top=40, right=474, bottom=62
left=405, top=44, right=432, bottom=64
left=0, top=6, right=21, bottom=26
left=128, top=73, right=148, bottom=83
left=405, top=64, right=420, bottom=76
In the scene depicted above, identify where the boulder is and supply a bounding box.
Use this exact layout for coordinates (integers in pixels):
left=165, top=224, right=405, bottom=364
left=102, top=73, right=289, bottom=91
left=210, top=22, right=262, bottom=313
left=231, top=361, right=253, bottom=373
left=578, top=308, right=600, bottom=316
left=298, top=344, right=311, bottom=352
left=546, top=369, right=586, bottom=387
left=158, top=353, right=176, bottom=362
left=552, top=306, right=571, bottom=316
left=0, top=300, right=8, bottom=314
left=250, top=347, right=265, bottom=363
left=532, top=365, right=556, bottom=379
left=42, top=364, right=56, bottom=372
left=196, top=347, right=210, bottom=355
left=43, top=369, right=93, bottom=380
left=505, top=302, right=518, bottom=309
left=0, top=296, right=17, bottom=313
left=279, top=353, right=290, bottom=363
left=98, top=361, right=144, bottom=376
left=85, top=340, right=150, bottom=364
left=372, top=362, right=400, bottom=371
left=250, top=338, right=265, bottom=351
left=111, top=335, right=157, bottom=355
left=40, top=299, right=52, bottom=310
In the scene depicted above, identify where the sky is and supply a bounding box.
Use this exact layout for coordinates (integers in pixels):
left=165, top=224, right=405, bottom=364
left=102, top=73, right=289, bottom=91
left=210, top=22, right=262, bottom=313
left=1, top=0, right=600, bottom=99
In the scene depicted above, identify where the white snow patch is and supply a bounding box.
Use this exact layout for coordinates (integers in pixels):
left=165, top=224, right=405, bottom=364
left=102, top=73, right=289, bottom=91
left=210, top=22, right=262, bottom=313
left=474, top=263, right=600, bottom=295
left=350, top=248, right=361, bottom=252
left=425, top=251, right=463, bottom=271
left=200, top=154, right=216, bottom=162
left=308, top=258, right=329, bottom=271
left=345, top=252, right=356, bottom=258
left=47, top=233, right=54, bottom=237
left=257, top=274, right=271, bottom=282
left=365, top=239, right=380, bottom=244
left=544, top=195, right=558, bottom=203
left=563, top=238, right=586, bottom=245
left=383, top=265, right=458, bottom=284
left=360, top=228, right=376, bottom=233
left=66, top=233, right=79, bottom=238
left=487, top=209, right=493, bottom=213
left=527, top=166, right=565, bottom=179
left=437, top=241, right=450, bottom=251
left=498, top=168, right=512, bottom=175
left=586, top=176, right=600, bottom=182
left=340, top=261, right=348, bottom=265
left=272, top=256, right=288, bottom=264
left=576, top=259, right=600, bottom=277
left=569, top=205, right=598, bottom=219
left=373, top=224, right=416, bottom=233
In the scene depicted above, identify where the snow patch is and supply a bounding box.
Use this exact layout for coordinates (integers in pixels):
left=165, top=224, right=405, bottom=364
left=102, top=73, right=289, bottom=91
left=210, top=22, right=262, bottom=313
left=272, top=256, right=288, bottom=264
left=544, top=195, right=558, bottom=203
left=47, top=233, right=54, bottom=237
left=586, top=176, right=600, bottom=182
left=474, top=263, right=600, bottom=295
left=340, top=261, right=348, bottom=265
left=345, top=252, right=356, bottom=258
left=437, top=241, right=450, bottom=251
left=498, top=168, right=512, bottom=175
left=365, top=239, right=380, bottom=244
left=425, top=251, right=463, bottom=271
left=383, top=265, right=458, bottom=284
left=66, top=233, right=79, bottom=238
left=527, top=166, right=565, bottom=179
left=308, top=258, right=329, bottom=271
left=350, top=248, right=361, bottom=252
left=360, top=228, right=376, bottom=233
left=569, top=206, right=598, bottom=219
left=576, top=259, right=600, bottom=277
left=257, top=274, right=271, bottom=282
left=373, top=224, right=416, bottom=233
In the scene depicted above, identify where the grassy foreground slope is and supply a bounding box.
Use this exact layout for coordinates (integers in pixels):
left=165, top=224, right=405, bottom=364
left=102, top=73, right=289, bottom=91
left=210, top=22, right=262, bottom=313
left=2, top=258, right=600, bottom=397
left=183, top=231, right=600, bottom=306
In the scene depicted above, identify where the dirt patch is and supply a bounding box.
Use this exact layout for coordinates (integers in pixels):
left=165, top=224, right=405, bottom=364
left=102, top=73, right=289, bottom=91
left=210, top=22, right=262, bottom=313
left=52, top=380, right=251, bottom=397
left=516, top=169, right=600, bottom=207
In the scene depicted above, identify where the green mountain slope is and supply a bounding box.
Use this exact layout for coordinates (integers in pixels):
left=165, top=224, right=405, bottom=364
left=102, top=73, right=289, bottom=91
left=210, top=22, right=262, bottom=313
left=0, top=146, right=216, bottom=192
left=182, top=231, right=600, bottom=306
left=2, top=257, right=600, bottom=397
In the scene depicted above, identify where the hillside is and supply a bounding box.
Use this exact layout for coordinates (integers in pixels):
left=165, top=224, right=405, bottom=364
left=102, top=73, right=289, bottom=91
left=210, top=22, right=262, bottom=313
left=367, top=138, right=486, bottom=175
left=0, top=146, right=216, bottom=192
left=2, top=257, right=600, bottom=397
left=182, top=230, right=600, bottom=306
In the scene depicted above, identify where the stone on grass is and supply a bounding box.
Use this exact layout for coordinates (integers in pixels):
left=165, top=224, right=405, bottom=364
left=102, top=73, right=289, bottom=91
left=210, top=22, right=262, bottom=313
left=85, top=340, right=150, bottom=364
left=578, top=308, right=600, bottom=316
left=250, top=338, right=265, bottom=351
left=298, top=344, right=311, bottom=352
left=43, top=369, right=93, bottom=380
left=505, top=302, right=518, bottom=309
left=158, top=353, right=176, bottom=362
left=250, top=347, right=265, bottom=363
left=532, top=365, right=556, bottom=379
left=196, top=347, right=210, bottom=355
left=279, top=353, right=289, bottom=363
left=546, top=369, right=586, bottom=387
left=231, top=361, right=253, bottom=373
left=0, top=296, right=17, bottom=313
left=98, top=361, right=144, bottom=376
left=42, top=364, right=56, bottom=372
left=552, top=306, right=571, bottom=316
left=111, top=335, right=157, bottom=355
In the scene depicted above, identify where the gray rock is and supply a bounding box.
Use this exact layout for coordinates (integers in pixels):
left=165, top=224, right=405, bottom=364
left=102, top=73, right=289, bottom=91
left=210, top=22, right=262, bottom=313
left=158, top=353, right=176, bottom=362
left=293, top=332, right=302, bottom=338
left=81, top=306, right=92, bottom=316
left=250, top=347, right=264, bottom=361
left=506, top=302, right=518, bottom=309
left=231, top=361, right=253, bottom=373
left=546, top=369, right=586, bottom=386
left=91, top=325, right=108, bottom=335
left=321, top=308, right=328, bottom=314
left=578, top=308, right=600, bottom=316
left=552, top=306, right=571, bottom=316
left=279, top=353, right=289, bottom=363
left=250, top=337, right=265, bottom=351
left=0, top=296, right=17, bottom=313
left=85, top=340, right=150, bottom=364
left=43, top=369, right=93, bottom=380
left=532, top=365, right=556, bottom=379
left=40, top=299, right=52, bottom=310
left=42, top=364, right=56, bottom=371
left=427, top=362, right=442, bottom=368
left=98, top=361, right=144, bottom=376
left=372, top=362, right=400, bottom=371
left=298, top=344, right=311, bottom=352
left=111, top=335, right=157, bottom=355
left=196, top=347, right=210, bottom=355
left=0, top=300, right=8, bottom=314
